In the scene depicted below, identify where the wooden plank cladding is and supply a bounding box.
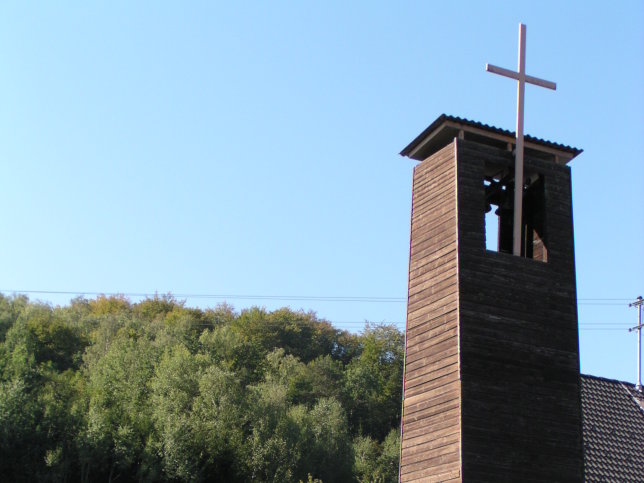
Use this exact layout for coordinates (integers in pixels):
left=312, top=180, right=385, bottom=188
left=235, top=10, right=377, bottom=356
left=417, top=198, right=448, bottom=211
left=455, top=138, right=584, bottom=482
left=400, top=142, right=462, bottom=482
left=399, top=134, right=584, bottom=482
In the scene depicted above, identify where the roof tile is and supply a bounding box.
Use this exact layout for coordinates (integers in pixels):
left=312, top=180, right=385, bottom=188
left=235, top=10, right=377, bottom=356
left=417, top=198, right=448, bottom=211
left=581, top=374, right=644, bottom=482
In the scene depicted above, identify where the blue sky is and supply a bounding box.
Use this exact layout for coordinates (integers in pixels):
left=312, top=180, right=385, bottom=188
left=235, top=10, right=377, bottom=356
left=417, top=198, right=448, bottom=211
left=1, top=1, right=642, bottom=382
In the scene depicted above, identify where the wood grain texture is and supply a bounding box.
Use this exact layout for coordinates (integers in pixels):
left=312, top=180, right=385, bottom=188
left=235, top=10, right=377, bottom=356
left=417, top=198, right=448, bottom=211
left=400, top=142, right=462, bottom=482
left=399, top=137, right=583, bottom=482
left=455, top=138, right=584, bottom=482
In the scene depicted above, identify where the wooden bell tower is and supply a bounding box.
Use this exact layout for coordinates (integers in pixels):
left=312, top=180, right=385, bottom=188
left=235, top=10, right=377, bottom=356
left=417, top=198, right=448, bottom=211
left=398, top=115, right=585, bottom=482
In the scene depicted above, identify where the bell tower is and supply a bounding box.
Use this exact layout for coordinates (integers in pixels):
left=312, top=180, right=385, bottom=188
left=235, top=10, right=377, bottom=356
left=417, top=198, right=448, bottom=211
left=398, top=115, right=584, bottom=482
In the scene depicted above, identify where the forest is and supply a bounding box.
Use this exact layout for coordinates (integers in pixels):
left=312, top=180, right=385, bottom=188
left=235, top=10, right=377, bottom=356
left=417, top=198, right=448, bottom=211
left=0, top=293, right=403, bottom=482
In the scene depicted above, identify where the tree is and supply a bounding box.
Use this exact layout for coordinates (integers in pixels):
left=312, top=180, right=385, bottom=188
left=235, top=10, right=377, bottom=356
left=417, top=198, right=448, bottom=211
left=344, top=324, right=404, bottom=440
left=297, top=397, right=354, bottom=482
left=0, top=298, right=405, bottom=482
left=83, top=333, right=157, bottom=481
left=0, top=294, right=28, bottom=343
left=247, top=350, right=354, bottom=482
left=353, top=428, right=400, bottom=483
left=0, top=378, right=43, bottom=481
left=233, top=307, right=344, bottom=364
left=2, top=303, right=86, bottom=373
left=189, top=365, right=248, bottom=480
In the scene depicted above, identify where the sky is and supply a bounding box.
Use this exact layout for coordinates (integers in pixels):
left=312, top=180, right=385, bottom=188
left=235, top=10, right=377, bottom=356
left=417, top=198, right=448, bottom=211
left=1, top=1, right=642, bottom=383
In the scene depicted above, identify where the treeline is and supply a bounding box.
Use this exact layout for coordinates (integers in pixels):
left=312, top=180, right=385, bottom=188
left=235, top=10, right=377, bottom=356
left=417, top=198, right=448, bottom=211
left=0, top=293, right=403, bottom=482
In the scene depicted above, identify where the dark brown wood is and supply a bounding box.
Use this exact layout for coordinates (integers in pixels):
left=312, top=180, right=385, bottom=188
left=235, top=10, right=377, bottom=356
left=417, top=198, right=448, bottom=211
left=400, top=142, right=462, bottom=481
left=456, top=138, right=583, bottom=482
left=399, top=136, right=584, bottom=482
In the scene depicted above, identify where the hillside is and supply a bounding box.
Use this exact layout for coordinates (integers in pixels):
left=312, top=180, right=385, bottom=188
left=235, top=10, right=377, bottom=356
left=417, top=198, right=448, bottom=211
left=0, top=293, right=402, bottom=482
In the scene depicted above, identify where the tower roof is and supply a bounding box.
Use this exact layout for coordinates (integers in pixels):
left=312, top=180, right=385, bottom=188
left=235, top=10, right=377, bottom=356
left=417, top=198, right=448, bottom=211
left=400, top=114, right=582, bottom=163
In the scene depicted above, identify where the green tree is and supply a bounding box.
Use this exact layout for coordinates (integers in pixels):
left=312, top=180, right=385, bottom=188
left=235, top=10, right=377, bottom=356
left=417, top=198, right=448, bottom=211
left=37, top=368, right=86, bottom=482
left=199, top=323, right=264, bottom=385
left=247, top=374, right=300, bottom=482
left=247, top=351, right=354, bottom=482
left=354, top=434, right=381, bottom=482
left=297, top=397, right=354, bottom=482
left=190, top=365, right=249, bottom=480
left=150, top=344, right=203, bottom=481
left=83, top=332, right=157, bottom=481
left=0, top=378, right=43, bottom=481
left=2, top=303, right=86, bottom=373
left=233, top=307, right=343, bottom=364
left=378, top=427, right=401, bottom=483
left=0, top=293, right=28, bottom=343
left=353, top=427, right=400, bottom=483
left=344, top=324, right=404, bottom=440
left=0, top=298, right=404, bottom=482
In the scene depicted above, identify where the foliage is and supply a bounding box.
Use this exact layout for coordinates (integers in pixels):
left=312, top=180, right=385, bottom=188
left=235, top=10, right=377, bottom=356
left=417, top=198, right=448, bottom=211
left=345, top=324, right=404, bottom=440
left=0, top=294, right=403, bottom=482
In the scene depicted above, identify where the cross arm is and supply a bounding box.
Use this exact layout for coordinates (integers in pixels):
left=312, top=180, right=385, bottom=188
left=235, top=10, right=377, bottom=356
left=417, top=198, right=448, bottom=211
left=486, top=63, right=557, bottom=90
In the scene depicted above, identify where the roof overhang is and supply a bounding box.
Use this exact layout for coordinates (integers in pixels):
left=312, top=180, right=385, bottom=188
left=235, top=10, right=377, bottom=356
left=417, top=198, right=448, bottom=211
left=400, top=114, right=583, bottom=164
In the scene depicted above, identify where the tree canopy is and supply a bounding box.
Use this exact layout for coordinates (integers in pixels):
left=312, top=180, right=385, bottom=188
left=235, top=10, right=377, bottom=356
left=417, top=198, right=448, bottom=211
left=0, top=293, right=403, bottom=482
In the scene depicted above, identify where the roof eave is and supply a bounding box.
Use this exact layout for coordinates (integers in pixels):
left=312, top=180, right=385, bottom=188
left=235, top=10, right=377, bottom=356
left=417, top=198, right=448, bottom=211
left=400, top=114, right=583, bottom=164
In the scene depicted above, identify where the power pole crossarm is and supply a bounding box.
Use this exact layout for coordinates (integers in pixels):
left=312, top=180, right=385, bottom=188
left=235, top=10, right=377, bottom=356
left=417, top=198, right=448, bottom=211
left=629, top=295, right=643, bottom=392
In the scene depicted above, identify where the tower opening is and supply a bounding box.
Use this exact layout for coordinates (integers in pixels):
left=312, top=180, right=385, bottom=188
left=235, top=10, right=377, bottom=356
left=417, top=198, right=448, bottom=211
left=522, top=174, right=548, bottom=262
left=484, top=173, right=513, bottom=254
left=483, top=167, right=548, bottom=261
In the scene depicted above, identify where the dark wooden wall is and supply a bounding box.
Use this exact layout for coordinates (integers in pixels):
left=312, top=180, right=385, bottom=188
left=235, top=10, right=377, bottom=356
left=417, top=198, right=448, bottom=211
left=456, top=139, right=584, bottom=482
left=400, top=143, right=462, bottom=482
left=399, top=138, right=584, bottom=482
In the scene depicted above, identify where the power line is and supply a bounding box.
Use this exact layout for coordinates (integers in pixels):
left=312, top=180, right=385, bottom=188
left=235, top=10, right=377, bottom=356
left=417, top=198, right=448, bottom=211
left=578, top=302, right=632, bottom=306
left=0, top=289, right=634, bottom=305
left=0, top=288, right=635, bottom=333
left=578, top=298, right=633, bottom=301
left=579, top=328, right=632, bottom=331
left=0, top=289, right=404, bottom=303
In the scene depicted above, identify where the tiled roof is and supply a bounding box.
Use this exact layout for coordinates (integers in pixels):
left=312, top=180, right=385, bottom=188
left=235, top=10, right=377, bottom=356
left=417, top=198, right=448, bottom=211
left=581, top=374, right=644, bottom=482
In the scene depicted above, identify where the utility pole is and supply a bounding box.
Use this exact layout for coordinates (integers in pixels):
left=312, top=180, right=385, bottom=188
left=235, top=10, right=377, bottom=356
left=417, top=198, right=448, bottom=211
left=629, top=295, right=643, bottom=392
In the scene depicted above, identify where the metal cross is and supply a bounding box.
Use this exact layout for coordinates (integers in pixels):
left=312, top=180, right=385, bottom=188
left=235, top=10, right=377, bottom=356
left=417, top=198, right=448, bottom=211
left=486, top=23, right=556, bottom=256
